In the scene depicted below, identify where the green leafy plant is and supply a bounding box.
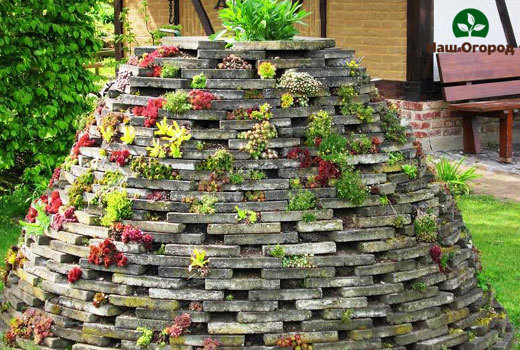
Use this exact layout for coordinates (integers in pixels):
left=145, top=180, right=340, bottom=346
left=136, top=327, right=153, bottom=348
left=163, top=91, right=191, bottom=114
left=341, top=310, right=352, bottom=324
left=238, top=121, right=278, bottom=159
left=196, top=141, right=205, bottom=152
left=388, top=152, right=405, bottom=166
left=149, top=118, right=192, bottom=158
left=121, top=125, right=136, bottom=145
left=100, top=190, right=133, bottom=227
left=200, top=149, right=235, bottom=174
left=412, top=282, right=427, bottom=292
left=336, top=168, right=368, bottom=205
left=160, top=63, right=180, bottom=78
left=229, top=172, right=245, bottom=185
left=225, top=294, right=235, bottom=301
left=435, top=157, right=480, bottom=196
left=188, top=195, right=218, bottom=214
left=269, top=244, right=286, bottom=258
left=394, top=215, right=406, bottom=228
left=0, top=0, right=102, bottom=185
left=210, top=0, right=309, bottom=42
left=402, top=164, right=418, bottom=179
left=250, top=103, right=272, bottom=121
left=306, top=110, right=332, bottom=146
left=282, top=255, right=314, bottom=268
left=258, top=62, right=276, bottom=79
left=414, top=210, right=438, bottom=242
left=379, top=195, right=390, bottom=206
left=249, top=170, right=267, bottom=181
left=68, top=170, right=95, bottom=208
left=130, top=156, right=180, bottom=180
left=288, top=190, right=316, bottom=211
left=189, top=249, right=210, bottom=276
left=380, top=103, right=408, bottom=145
left=302, top=213, right=317, bottom=223
left=235, top=206, right=258, bottom=224
left=281, top=93, right=294, bottom=108
left=191, top=72, right=207, bottom=89
left=19, top=201, right=50, bottom=236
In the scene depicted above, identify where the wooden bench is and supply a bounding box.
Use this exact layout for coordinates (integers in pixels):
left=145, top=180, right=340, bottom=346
left=437, top=50, right=520, bottom=163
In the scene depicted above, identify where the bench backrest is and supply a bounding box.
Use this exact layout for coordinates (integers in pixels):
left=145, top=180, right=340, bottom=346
left=437, top=49, right=520, bottom=102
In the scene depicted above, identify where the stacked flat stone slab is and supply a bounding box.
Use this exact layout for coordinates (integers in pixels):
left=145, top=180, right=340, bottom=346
left=2, top=36, right=514, bottom=350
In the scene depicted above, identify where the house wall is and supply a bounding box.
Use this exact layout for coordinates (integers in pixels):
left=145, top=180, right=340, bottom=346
left=124, top=0, right=408, bottom=81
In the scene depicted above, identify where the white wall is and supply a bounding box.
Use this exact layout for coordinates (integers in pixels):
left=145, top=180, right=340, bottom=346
left=506, top=0, right=520, bottom=42
left=433, top=0, right=509, bottom=80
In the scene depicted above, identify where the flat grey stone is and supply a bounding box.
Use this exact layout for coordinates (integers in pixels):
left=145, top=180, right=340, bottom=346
left=296, top=297, right=367, bottom=310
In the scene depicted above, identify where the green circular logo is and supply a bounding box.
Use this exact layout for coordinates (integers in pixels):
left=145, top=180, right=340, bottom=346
left=452, top=9, right=489, bottom=38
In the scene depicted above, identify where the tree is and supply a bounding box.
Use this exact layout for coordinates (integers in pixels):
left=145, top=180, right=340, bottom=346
left=0, top=0, right=102, bottom=186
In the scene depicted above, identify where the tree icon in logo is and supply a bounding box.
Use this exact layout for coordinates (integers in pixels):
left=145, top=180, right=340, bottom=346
left=452, top=9, right=489, bottom=38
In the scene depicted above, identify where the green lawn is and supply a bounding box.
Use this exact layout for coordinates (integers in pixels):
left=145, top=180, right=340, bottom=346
left=457, top=195, right=520, bottom=330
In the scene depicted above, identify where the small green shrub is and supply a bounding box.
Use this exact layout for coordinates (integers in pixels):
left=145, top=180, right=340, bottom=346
left=258, top=62, right=276, bottom=79
left=282, top=254, right=314, bottom=268
left=190, top=72, right=207, bottom=89
left=302, top=213, right=317, bottom=223
left=318, top=133, right=348, bottom=157
left=435, top=157, right=479, bottom=196
left=211, top=0, right=309, bottom=42
left=414, top=210, right=438, bottom=242
left=341, top=310, right=352, bottom=324
left=189, top=196, right=218, bottom=214
left=394, top=215, right=406, bottom=228
left=281, top=93, right=294, bottom=108
left=249, top=170, right=267, bottom=181
left=336, top=169, right=368, bottom=206
left=235, top=206, right=258, bottom=224
left=269, top=244, right=286, bottom=258
left=136, top=327, right=153, bottom=348
left=229, top=172, right=245, bottom=185
left=100, top=190, right=133, bottom=227
left=306, top=110, right=332, bottom=146
left=68, top=170, right=95, bottom=208
left=160, top=63, right=180, bottom=78
left=402, top=164, right=418, bottom=179
left=412, top=282, right=427, bottom=292
left=130, top=156, right=180, bottom=181
left=201, top=149, right=235, bottom=174
left=388, top=152, right=405, bottom=166
left=381, top=103, right=408, bottom=145
left=288, top=190, right=316, bottom=211
left=163, top=91, right=191, bottom=114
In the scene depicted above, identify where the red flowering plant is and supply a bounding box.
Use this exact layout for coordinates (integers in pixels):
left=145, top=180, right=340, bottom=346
left=189, top=90, right=216, bottom=110
left=120, top=225, right=154, bottom=251
left=226, top=107, right=260, bottom=120
left=67, top=267, right=82, bottom=283
left=5, top=308, right=53, bottom=346
left=315, top=158, right=340, bottom=187
left=287, top=148, right=313, bottom=168
left=51, top=206, right=78, bottom=231
left=48, top=167, right=61, bottom=188
left=151, top=65, right=163, bottom=77
left=164, top=313, right=192, bottom=338
left=45, top=190, right=62, bottom=214
left=147, top=191, right=169, bottom=201
left=110, top=150, right=131, bottom=166
left=71, top=133, right=96, bottom=158
left=88, top=238, right=128, bottom=268
left=198, top=338, right=220, bottom=350
left=133, top=97, right=165, bottom=127
left=276, top=334, right=313, bottom=350
left=139, top=46, right=181, bottom=68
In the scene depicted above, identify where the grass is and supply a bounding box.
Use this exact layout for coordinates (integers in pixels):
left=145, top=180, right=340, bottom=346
left=457, top=195, right=520, bottom=330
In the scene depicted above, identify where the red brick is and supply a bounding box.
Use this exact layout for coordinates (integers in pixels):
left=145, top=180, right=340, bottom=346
left=414, top=131, right=428, bottom=138
left=442, top=128, right=462, bottom=136
left=429, top=130, right=442, bottom=137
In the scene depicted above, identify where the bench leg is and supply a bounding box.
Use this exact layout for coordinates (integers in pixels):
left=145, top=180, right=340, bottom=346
left=462, top=114, right=481, bottom=154
left=499, top=109, right=513, bottom=163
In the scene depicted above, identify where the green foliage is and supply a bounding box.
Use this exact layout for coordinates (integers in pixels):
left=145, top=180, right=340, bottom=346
left=379, top=195, right=390, bottom=206
left=196, top=142, right=205, bottom=152
left=280, top=93, right=294, bottom=108
left=211, top=0, right=309, bottom=42
left=341, top=310, right=352, bottom=324
left=343, top=103, right=374, bottom=123
left=381, top=104, right=408, bottom=145
left=225, top=294, right=235, bottom=301
left=282, top=254, right=314, bottom=268
left=115, top=8, right=137, bottom=54
left=258, top=62, right=276, bottom=79
left=160, top=63, right=180, bottom=78
left=229, top=172, right=245, bottom=185
left=402, top=164, right=418, bottom=179
left=249, top=170, right=267, bottom=181
left=0, top=0, right=102, bottom=185
left=130, top=156, right=180, bottom=181
left=96, top=171, right=124, bottom=186
left=288, top=190, right=316, bottom=211
left=250, top=103, right=272, bottom=121
left=136, top=327, right=153, bottom=348
left=388, top=152, right=405, bottom=166
left=235, top=206, right=258, bottom=224
left=412, top=282, right=427, bottom=292
left=189, top=248, right=209, bottom=276
left=414, top=210, right=438, bottom=243
left=189, top=196, right=218, bottom=214
left=201, top=150, right=234, bottom=174
left=318, top=133, right=347, bottom=157
left=435, top=158, right=480, bottom=196
left=68, top=170, right=95, bottom=208
left=394, top=215, right=405, bottom=228
left=306, top=110, right=333, bottom=146
left=19, top=201, right=50, bottom=236
left=149, top=119, right=191, bottom=159
left=336, top=168, right=368, bottom=205
left=121, top=125, right=136, bottom=145
left=269, top=244, right=286, bottom=258
left=100, top=190, right=133, bottom=227
left=190, top=73, right=207, bottom=89
left=302, top=213, right=317, bottom=223
left=163, top=91, right=191, bottom=114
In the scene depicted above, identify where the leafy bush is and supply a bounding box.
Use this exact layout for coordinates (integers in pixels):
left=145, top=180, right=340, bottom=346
left=288, top=190, right=316, bottom=211
left=306, top=110, right=332, bottom=146
left=190, top=72, right=207, bottom=89
left=435, top=157, right=479, bottom=195
left=160, top=63, right=180, bottom=78
left=163, top=91, right=191, bottom=114
left=100, top=190, right=133, bottom=227
left=188, top=196, right=218, bottom=214
left=235, top=206, right=258, bottom=224
left=402, top=164, right=418, bottom=179
left=0, top=0, right=101, bottom=187
left=201, top=149, right=235, bottom=174
left=211, top=0, right=309, bottom=42
left=414, top=210, right=438, bottom=242
left=269, top=244, right=286, bottom=258
left=336, top=168, right=368, bottom=205
left=381, top=103, right=408, bottom=145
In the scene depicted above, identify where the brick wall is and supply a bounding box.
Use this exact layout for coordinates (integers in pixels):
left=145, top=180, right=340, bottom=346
left=124, top=0, right=407, bottom=81
left=392, top=100, right=520, bottom=152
